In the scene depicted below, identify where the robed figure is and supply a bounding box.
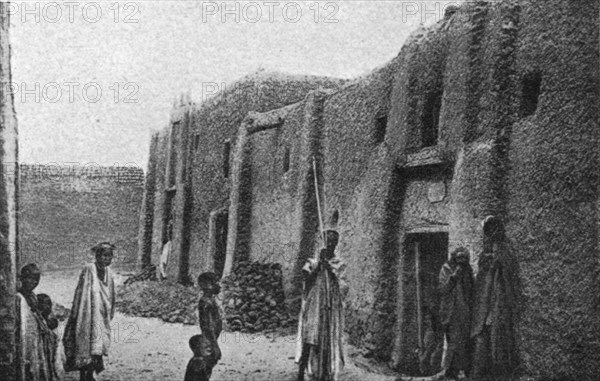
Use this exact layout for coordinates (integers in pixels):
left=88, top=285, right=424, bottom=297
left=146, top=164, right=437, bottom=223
left=296, top=230, right=345, bottom=381
left=63, top=243, right=116, bottom=381
left=471, top=217, right=519, bottom=377
left=438, top=247, right=474, bottom=379
left=16, top=264, right=59, bottom=381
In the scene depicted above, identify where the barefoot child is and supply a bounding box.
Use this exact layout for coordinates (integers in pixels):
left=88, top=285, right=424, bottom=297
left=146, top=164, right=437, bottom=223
left=184, top=334, right=216, bottom=381
left=196, top=272, right=223, bottom=370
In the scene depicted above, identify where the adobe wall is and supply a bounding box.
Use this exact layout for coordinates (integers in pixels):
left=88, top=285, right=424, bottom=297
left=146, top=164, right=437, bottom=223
left=0, top=3, right=18, bottom=378
left=245, top=102, right=306, bottom=299
left=319, top=62, right=400, bottom=358
left=505, top=0, right=599, bottom=378
left=137, top=132, right=159, bottom=268
left=140, top=72, right=347, bottom=283
left=186, top=73, right=346, bottom=281
left=137, top=0, right=599, bottom=377
left=19, top=165, right=144, bottom=270
left=148, top=128, right=170, bottom=268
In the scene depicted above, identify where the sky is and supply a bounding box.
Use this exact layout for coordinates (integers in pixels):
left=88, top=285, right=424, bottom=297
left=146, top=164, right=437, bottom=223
left=10, top=0, right=459, bottom=168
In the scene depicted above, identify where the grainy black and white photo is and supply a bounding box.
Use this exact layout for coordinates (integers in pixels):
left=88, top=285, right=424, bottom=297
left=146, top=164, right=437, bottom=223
left=0, top=1, right=597, bottom=380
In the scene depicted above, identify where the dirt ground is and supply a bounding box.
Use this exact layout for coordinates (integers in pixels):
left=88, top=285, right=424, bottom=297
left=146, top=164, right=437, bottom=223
left=37, top=269, right=397, bottom=381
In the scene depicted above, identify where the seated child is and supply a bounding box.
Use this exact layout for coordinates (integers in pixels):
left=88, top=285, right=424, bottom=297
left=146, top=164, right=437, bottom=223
left=184, top=334, right=216, bottom=381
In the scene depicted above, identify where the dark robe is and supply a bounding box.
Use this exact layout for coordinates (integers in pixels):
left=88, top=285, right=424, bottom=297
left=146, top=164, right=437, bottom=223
left=184, top=357, right=212, bottom=381
left=439, top=261, right=474, bottom=376
left=298, top=249, right=345, bottom=381
left=471, top=250, right=518, bottom=376
left=198, top=296, right=223, bottom=364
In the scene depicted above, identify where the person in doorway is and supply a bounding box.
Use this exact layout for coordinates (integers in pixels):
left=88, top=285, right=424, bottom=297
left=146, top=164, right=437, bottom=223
left=418, top=283, right=444, bottom=376
left=158, top=220, right=173, bottom=280
left=197, top=272, right=223, bottom=371
left=16, top=263, right=59, bottom=381
left=471, top=216, right=518, bottom=378
left=296, top=229, right=345, bottom=381
left=438, top=247, right=474, bottom=380
left=63, top=242, right=116, bottom=381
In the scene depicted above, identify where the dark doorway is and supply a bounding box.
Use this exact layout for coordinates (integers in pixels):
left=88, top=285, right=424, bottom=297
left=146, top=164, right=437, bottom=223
left=402, top=232, right=448, bottom=375
left=214, top=211, right=228, bottom=278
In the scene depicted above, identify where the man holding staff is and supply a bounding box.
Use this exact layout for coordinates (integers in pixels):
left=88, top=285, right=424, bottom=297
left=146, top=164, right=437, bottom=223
left=295, top=158, right=346, bottom=381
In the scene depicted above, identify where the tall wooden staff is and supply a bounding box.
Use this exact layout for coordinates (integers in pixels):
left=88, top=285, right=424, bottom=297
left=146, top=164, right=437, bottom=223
left=312, top=156, right=331, bottom=312
left=312, top=156, right=326, bottom=252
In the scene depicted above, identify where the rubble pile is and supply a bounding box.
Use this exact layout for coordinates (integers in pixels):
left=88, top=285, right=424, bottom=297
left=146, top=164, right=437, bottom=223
left=116, top=281, right=199, bottom=325
left=124, top=265, right=157, bottom=285
left=221, top=261, right=297, bottom=332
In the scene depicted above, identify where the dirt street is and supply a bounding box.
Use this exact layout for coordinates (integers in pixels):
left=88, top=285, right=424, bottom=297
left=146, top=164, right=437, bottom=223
left=37, top=269, right=396, bottom=381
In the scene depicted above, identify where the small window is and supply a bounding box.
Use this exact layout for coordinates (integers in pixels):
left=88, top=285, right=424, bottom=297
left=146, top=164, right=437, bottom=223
left=283, top=147, right=290, bottom=173
left=194, top=134, right=200, bottom=151
left=330, top=209, right=339, bottom=226
left=374, top=116, right=387, bottom=145
left=422, top=89, right=443, bottom=148
left=223, top=140, right=231, bottom=178
left=520, top=72, right=542, bottom=117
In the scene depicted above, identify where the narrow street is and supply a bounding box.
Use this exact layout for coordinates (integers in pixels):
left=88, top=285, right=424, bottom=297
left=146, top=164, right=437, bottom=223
left=39, top=270, right=396, bottom=381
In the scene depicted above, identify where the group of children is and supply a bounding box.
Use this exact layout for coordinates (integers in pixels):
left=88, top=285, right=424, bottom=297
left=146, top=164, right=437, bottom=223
left=16, top=263, right=63, bottom=381
left=185, top=272, right=223, bottom=381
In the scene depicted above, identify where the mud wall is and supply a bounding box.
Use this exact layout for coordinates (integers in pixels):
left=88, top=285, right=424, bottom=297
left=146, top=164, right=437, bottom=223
left=141, top=72, right=347, bottom=283
left=246, top=103, right=305, bottom=299
left=506, top=0, right=600, bottom=378
left=136, top=0, right=600, bottom=377
left=0, top=3, right=18, bottom=378
left=185, top=74, right=345, bottom=280
left=19, top=165, right=144, bottom=270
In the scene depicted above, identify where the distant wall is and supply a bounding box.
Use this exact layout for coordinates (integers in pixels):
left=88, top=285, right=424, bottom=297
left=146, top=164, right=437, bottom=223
left=19, top=164, right=144, bottom=270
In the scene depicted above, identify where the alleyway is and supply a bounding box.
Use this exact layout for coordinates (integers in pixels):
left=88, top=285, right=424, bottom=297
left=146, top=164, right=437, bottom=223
left=38, top=270, right=396, bottom=381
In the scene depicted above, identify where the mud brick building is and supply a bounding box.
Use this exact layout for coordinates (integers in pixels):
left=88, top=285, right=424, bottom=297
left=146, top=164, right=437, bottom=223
left=139, top=1, right=599, bottom=378
left=0, top=4, right=19, bottom=378
left=18, top=164, right=144, bottom=270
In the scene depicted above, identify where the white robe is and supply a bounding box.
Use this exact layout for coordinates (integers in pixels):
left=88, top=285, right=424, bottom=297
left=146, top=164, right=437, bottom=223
left=62, top=263, right=115, bottom=371
left=17, top=293, right=55, bottom=381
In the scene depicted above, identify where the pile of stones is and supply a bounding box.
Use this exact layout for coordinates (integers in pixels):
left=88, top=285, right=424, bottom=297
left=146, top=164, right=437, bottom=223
left=221, top=261, right=297, bottom=332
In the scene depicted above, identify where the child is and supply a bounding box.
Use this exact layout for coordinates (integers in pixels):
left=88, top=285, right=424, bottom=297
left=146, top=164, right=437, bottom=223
left=196, top=272, right=222, bottom=365
left=38, top=293, right=59, bottom=330
left=37, top=293, right=61, bottom=379
left=184, top=334, right=216, bottom=381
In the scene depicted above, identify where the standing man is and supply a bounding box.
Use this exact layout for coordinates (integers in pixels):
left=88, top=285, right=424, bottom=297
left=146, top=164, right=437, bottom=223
left=471, top=216, right=518, bottom=377
left=63, top=242, right=116, bottom=381
left=438, top=247, right=474, bottom=380
left=296, top=229, right=346, bottom=381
